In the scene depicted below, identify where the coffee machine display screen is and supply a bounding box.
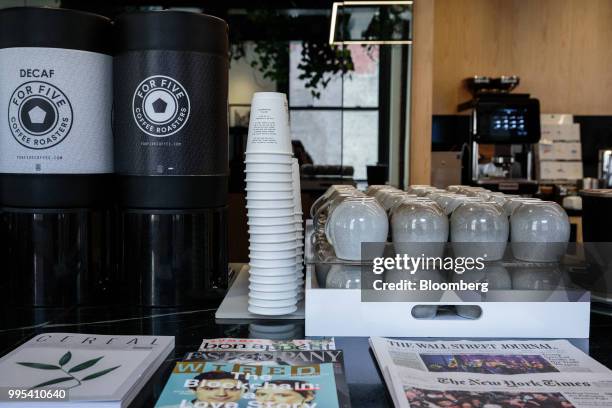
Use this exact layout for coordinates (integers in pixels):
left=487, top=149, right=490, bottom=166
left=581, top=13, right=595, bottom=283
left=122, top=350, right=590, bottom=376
left=475, top=98, right=540, bottom=144
left=491, top=108, right=528, bottom=136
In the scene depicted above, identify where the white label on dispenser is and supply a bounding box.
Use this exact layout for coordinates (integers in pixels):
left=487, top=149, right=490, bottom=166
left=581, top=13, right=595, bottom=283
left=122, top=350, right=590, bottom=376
left=0, top=47, right=113, bottom=174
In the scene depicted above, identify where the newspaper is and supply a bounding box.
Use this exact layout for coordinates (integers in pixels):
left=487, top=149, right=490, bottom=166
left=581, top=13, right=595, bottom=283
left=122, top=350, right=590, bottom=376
left=370, top=337, right=612, bottom=408
left=199, top=338, right=335, bottom=351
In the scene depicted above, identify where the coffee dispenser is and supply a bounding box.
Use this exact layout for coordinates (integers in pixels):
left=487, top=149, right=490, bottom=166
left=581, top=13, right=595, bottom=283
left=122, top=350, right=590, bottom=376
left=0, top=7, right=113, bottom=306
left=113, top=11, right=229, bottom=306
left=458, top=76, right=540, bottom=194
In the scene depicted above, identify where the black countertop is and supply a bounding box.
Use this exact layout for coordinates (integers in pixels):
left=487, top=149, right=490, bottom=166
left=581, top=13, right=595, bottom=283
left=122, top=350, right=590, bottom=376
left=1, top=303, right=612, bottom=407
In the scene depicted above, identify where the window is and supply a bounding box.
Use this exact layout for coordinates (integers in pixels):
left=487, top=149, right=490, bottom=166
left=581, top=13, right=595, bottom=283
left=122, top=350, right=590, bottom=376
left=289, top=42, right=379, bottom=180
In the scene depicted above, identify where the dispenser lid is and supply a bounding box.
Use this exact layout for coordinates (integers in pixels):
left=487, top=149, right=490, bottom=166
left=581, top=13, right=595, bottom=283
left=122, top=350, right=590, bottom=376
left=114, top=10, right=228, bottom=56
left=0, top=7, right=112, bottom=55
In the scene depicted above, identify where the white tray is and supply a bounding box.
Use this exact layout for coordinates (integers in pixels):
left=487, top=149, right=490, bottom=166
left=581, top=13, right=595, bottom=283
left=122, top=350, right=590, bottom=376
left=304, top=220, right=590, bottom=338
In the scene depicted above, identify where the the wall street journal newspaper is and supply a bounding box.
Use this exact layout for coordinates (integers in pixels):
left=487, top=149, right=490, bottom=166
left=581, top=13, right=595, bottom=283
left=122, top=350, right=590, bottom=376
left=370, top=337, right=612, bottom=408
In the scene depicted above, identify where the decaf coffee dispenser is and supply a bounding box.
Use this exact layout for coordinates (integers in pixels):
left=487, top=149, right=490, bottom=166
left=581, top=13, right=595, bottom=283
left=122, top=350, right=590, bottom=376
left=0, top=8, right=114, bottom=306
left=113, top=11, right=229, bottom=306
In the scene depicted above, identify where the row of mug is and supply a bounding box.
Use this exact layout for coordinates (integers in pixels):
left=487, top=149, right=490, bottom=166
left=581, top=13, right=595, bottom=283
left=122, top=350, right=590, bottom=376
left=311, top=184, right=570, bottom=262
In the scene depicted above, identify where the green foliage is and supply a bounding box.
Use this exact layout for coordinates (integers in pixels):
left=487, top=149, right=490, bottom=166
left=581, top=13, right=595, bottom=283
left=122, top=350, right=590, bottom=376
left=229, top=9, right=355, bottom=99
left=82, top=366, right=121, bottom=381
left=17, top=362, right=60, bottom=370
left=59, top=351, right=72, bottom=366
left=297, top=42, right=354, bottom=99
left=17, top=352, right=120, bottom=390
left=68, top=356, right=104, bottom=373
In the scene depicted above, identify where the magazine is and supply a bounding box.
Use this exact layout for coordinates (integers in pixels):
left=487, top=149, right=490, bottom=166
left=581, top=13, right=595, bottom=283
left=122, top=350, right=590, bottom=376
left=370, top=337, right=612, bottom=408
left=198, top=339, right=335, bottom=352
left=0, top=332, right=174, bottom=408
left=155, top=350, right=351, bottom=408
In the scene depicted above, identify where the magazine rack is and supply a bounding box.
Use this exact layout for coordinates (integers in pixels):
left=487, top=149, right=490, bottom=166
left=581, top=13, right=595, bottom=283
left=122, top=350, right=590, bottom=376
left=304, top=221, right=591, bottom=338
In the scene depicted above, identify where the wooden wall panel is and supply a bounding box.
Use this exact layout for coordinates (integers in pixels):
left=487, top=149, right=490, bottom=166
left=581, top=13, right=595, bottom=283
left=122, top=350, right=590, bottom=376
left=409, top=0, right=435, bottom=184
left=432, top=0, right=612, bottom=115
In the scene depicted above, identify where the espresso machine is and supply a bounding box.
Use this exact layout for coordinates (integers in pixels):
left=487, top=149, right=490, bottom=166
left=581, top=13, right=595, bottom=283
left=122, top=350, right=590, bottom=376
left=458, top=76, right=540, bottom=194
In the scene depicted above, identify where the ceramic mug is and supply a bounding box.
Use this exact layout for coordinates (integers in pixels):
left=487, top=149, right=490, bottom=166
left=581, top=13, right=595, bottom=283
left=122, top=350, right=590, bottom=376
left=451, top=200, right=508, bottom=260
left=392, top=199, right=448, bottom=258
left=309, top=185, right=356, bottom=218
left=324, top=265, right=362, bottom=289
left=510, top=201, right=570, bottom=262
left=325, top=196, right=388, bottom=261
left=502, top=197, right=541, bottom=217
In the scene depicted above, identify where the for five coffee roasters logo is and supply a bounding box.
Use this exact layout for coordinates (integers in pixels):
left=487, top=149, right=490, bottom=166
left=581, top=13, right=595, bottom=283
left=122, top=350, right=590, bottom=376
left=132, top=75, right=190, bottom=137
left=8, top=81, right=73, bottom=149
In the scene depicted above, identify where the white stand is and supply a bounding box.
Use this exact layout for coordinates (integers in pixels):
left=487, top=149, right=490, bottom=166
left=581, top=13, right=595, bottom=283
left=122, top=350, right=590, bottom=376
left=215, top=265, right=305, bottom=321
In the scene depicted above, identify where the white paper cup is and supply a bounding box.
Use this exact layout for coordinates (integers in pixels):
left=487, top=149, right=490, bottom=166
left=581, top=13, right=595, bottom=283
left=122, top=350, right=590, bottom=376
left=249, top=251, right=295, bottom=261
left=249, top=218, right=294, bottom=226
left=250, top=251, right=297, bottom=261
left=249, top=289, right=298, bottom=300
left=291, top=158, right=302, bottom=213
left=246, top=200, right=295, bottom=208
left=249, top=273, right=299, bottom=285
left=246, top=191, right=294, bottom=200
left=245, top=152, right=293, bottom=163
left=249, top=241, right=297, bottom=251
left=249, top=231, right=297, bottom=242
left=249, top=258, right=297, bottom=269
left=248, top=216, right=291, bottom=226
left=249, top=282, right=299, bottom=292
left=246, top=185, right=293, bottom=192
left=245, top=162, right=293, bottom=173
left=246, top=92, right=292, bottom=154
left=248, top=224, right=296, bottom=234
left=250, top=250, right=297, bottom=260
left=246, top=172, right=293, bottom=183
left=247, top=208, right=295, bottom=217
left=249, top=297, right=297, bottom=308
left=248, top=304, right=297, bottom=316
left=245, top=180, right=293, bottom=191
left=249, top=265, right=298, bottom=276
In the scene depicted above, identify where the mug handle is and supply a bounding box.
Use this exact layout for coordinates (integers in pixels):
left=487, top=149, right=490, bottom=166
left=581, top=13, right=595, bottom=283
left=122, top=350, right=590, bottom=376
left=310, top=193, right=329, bottom=218
left=313, top=200, right=332, bottom=230
left=324, top=204, right=338, bottom=247
left=324, top=216, right=333, bottom=247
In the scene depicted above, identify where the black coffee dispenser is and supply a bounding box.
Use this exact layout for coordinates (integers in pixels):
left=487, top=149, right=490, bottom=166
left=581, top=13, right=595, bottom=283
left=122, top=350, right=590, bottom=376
left=113, top=11, right=229, bottom=306
left=0, top=7, right=114, bottom=306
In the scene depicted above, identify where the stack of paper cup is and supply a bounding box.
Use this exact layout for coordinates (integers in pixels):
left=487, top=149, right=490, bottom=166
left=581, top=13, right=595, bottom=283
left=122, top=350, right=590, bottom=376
left=245, top=92, right=299, bottom=315
left=292, top=159, right=305, bottom=299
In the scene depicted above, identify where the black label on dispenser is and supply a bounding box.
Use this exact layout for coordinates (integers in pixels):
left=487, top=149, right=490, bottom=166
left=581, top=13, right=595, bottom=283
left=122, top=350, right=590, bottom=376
left=114, top=50, right=228, bottom=176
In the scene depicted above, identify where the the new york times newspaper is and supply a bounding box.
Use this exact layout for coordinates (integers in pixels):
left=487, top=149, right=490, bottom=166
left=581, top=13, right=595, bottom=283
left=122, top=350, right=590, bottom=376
left=370, top=338, right=612, bottom=408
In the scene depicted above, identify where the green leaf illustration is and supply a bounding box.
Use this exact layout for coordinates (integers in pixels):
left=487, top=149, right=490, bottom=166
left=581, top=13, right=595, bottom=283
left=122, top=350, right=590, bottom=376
left=59, top=351, right=72, bottom=366
left=68, top=356, right=104, bottom=373
left=30, top=377, right=74, bottom=389
left=17, top=362, right=61, bottom=370
left=81, top=365, right=120, bottom=381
